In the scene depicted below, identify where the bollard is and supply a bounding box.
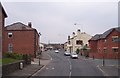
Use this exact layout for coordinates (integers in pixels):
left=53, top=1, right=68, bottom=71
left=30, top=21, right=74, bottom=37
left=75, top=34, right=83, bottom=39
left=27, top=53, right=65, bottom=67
left=39, top=57, right=40, bottom=66
left=20, top=62, right=23, bottom=70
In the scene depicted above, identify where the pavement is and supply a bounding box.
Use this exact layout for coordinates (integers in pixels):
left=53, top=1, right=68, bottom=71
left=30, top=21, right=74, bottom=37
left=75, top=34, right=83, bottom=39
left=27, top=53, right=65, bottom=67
left=98, top=65, right=119, bottom=76
left=2, top=51, right=51, bottom=78
left=81, top=56, right=120, bottom=76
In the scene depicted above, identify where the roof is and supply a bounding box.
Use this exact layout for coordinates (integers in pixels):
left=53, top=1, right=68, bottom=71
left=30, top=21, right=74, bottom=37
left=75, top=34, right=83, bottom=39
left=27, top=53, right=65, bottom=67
left=100, top=27, right=120, bottom=39
left=0, top=3, right=7, bottom=18
left=5, top=22, right=35, bottom=30
left=89, top=34, right=102, bottom=40
left=90, top=27, right=120, bottom=41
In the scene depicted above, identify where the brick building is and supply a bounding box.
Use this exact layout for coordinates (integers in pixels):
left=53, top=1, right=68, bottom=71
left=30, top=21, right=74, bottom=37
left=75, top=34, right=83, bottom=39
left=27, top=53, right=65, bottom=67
left=0, top=3, right=7, bottom=58
left=3, top=22, right=40, bottom=58
left=89, top=27, right=120, bottom=59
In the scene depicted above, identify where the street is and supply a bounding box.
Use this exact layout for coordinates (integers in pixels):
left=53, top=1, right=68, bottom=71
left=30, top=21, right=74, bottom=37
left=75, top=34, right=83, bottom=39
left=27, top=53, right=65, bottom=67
left=31, top=50, right=104, bottom=77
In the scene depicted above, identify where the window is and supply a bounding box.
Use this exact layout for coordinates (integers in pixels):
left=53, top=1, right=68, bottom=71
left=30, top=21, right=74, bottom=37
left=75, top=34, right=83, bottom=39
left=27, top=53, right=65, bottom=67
left=8, top=44, right=13, bottom=52
left=68, top=41, right=70, bottom=44
left=112, top=48, right=118, bottom=52
left=112, top=36, right=120, bottom=42
left=112, top=38, right=119, bottom=42
left=103, top=49, right=107, bottom=53
left=76, top=40, right=83, bottom=45
left=8, top=32, right=13, bottom=38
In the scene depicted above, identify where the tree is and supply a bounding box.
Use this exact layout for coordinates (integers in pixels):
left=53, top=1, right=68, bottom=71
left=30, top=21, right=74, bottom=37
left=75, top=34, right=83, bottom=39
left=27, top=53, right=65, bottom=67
left=82, top=44, right=89, bottom=57
left=76, top=48, right=80, bottom=54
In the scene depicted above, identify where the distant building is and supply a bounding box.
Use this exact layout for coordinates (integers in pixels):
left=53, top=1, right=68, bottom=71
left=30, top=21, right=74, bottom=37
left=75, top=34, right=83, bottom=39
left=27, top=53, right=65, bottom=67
left=64, top=42, right=67, bottom=51
left=66, top=29, right=92, bottom=52
left=45, top=43, right=64, bottom=51
left=89, top=27, right=120, bottom=59
left=0, top=3, right=7, bottom=58
left=40, top=43, right=45, bottom=52
left=3, top=22, right=40, bottom=58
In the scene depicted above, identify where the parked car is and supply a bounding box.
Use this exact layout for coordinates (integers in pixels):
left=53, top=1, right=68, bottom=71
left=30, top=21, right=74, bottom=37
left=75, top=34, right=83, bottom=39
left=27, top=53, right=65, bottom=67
left=64, top=51, right=71, bottom=56
left=55, top=50, right=59, bottom=53
left=70, top=52, right=78, bottom=59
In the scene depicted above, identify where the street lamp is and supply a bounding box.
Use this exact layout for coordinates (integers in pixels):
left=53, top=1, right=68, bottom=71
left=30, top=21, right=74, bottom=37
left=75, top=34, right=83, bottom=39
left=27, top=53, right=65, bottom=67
left=103, top=39, right=107, bottom=66
left=39, top=32, right=42, bottom=66
left=74, top=23, right=82, bottom=30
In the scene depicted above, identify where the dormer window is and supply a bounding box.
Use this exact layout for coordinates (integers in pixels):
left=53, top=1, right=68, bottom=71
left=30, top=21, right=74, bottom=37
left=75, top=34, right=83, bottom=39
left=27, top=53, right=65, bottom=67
left=8, top=32, right=13, bottom=38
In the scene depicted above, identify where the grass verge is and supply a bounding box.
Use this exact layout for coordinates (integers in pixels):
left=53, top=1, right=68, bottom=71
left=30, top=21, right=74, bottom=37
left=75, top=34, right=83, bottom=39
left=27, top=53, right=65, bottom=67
left=2, top=58, right=19, bottom=65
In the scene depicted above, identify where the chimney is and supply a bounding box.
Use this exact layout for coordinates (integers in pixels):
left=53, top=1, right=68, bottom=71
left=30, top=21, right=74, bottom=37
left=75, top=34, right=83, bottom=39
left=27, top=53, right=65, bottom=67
left=68, top=35, right=70, bottom=40
left=72, top=32, right=75, bottom=37
left=77, top=29, right=81, bottom=35
left=28, top=22, right=32, bottom=28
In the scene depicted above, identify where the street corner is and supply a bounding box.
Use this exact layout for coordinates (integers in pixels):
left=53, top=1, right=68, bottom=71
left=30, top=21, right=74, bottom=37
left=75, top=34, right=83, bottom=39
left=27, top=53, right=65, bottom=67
left=97, top=65, right=119, bottom=76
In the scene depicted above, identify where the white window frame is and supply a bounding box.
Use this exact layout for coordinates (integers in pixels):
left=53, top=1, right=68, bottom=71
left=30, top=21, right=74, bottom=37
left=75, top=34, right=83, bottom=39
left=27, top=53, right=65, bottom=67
left=8, top=32, right=13, bottom=38
left=8, top=43, right=13, bottom=52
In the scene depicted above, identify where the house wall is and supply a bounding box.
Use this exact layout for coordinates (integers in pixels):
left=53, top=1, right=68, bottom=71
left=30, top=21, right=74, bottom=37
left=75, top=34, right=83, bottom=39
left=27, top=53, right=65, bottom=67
left=0, top=4, right=7, bottom=58
left=89, top=40, right=97, bottom=57
left=3, top=30, right=36, bottom=57
left=72, top=32, right=92, bottom=52
left=104, top=29, right=119, bottom=59
left=34, top=30, right=39, bottom=57
left=66, top=30, right=92, bottom=53
left=89, top=29, right=119, bottom=59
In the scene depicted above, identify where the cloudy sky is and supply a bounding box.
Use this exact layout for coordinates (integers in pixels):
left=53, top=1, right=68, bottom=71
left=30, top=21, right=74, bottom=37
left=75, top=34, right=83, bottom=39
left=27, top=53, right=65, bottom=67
left=2, top=0, right=119, bottom=44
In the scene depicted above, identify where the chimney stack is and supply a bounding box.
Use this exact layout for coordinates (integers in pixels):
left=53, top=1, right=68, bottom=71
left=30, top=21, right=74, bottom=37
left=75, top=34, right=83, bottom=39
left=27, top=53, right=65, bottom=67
left=77, top=29, right=81, bottom=35
left=72, top=32, right=75, bottom=37
left=28, top=22, right=32, bottom=28
left=68, top=35, right=70, bottom=40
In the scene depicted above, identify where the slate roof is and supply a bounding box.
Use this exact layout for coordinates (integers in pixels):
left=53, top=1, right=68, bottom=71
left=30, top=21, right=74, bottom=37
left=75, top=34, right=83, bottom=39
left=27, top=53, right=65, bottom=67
left=90, top=27, right=120, bottom=41
left=89, top=34, right=102, bottom=40
left=100, top=27, right=120, bottom=39
left=5, top=22, right=35, bottom=30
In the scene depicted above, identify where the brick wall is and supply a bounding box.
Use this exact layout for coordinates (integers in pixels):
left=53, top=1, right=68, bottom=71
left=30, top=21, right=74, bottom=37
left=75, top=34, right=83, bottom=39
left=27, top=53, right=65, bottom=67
left=3, top=30, right=36, bottom=57
left=89, top=29, right=119, bottom=59
left=0, top=3, right=7, bottom=58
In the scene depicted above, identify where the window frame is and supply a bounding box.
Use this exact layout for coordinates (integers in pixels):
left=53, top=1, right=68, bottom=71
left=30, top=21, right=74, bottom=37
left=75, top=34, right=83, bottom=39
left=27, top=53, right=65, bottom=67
left=8, top=32, right=13, bottom=38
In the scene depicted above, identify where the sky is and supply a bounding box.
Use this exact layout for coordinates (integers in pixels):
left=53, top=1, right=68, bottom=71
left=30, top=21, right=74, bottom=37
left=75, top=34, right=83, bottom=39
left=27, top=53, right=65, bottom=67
left=1, top=0, right=119, bottom=44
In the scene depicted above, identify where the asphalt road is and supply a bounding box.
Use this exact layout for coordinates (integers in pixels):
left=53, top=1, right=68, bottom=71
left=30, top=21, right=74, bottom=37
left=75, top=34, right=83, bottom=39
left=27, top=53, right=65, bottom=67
left=31, top=50, right=104, bottom=77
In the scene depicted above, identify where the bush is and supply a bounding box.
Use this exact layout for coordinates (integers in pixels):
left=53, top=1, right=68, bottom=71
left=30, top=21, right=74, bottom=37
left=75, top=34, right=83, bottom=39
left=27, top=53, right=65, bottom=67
left=3, top=52, right=23, bottom=60
left=22, top=54, right=31, bottom=64
left=76, top=48, right=80, bottom=54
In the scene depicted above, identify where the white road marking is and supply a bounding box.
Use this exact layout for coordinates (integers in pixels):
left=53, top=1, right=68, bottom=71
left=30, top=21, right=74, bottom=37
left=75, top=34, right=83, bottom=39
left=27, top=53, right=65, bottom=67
left=52, top=67, right=55, bottom=70
left=46, top=68, right=49, bottom=70
left=70, top=65, right=72, bottom=70
left=47, top=53, right=53, bottom=61
left=68, top=59, right=72, bottom=78
left=97, top=65, right=109, bottom=76
left=69, top=71, right=72, bottom=78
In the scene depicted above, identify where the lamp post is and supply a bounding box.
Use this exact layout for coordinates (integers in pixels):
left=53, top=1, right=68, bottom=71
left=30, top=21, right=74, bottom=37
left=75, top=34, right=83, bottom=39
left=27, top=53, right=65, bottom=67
left=39, top=32, right=41, bottom=66
left=74, top=23, right=83, bottom=31
left=103, top=39, right=107, bottom=66
left=103, top=54, right=105, bottom=66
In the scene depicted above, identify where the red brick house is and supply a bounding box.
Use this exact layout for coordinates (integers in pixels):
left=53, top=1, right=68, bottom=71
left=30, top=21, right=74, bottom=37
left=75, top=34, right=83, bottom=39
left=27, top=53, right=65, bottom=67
left=3, top=22, right=40, bottom=58
left=0, top=3, right=7, bottom=58
left=89, top=27, right=120, bottom=59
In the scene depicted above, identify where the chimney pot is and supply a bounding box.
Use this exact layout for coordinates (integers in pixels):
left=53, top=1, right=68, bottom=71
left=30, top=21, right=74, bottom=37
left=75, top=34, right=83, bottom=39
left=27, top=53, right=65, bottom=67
left=28, top=22, right=32, bottom=28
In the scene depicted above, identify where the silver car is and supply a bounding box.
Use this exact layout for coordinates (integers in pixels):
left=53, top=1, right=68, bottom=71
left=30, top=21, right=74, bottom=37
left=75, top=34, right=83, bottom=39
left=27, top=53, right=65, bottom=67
left=64, top=51, right=71, bottom=56
left=55, top=50, right=59, bottom=53
left=70, top=52, right=78, bottom=59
